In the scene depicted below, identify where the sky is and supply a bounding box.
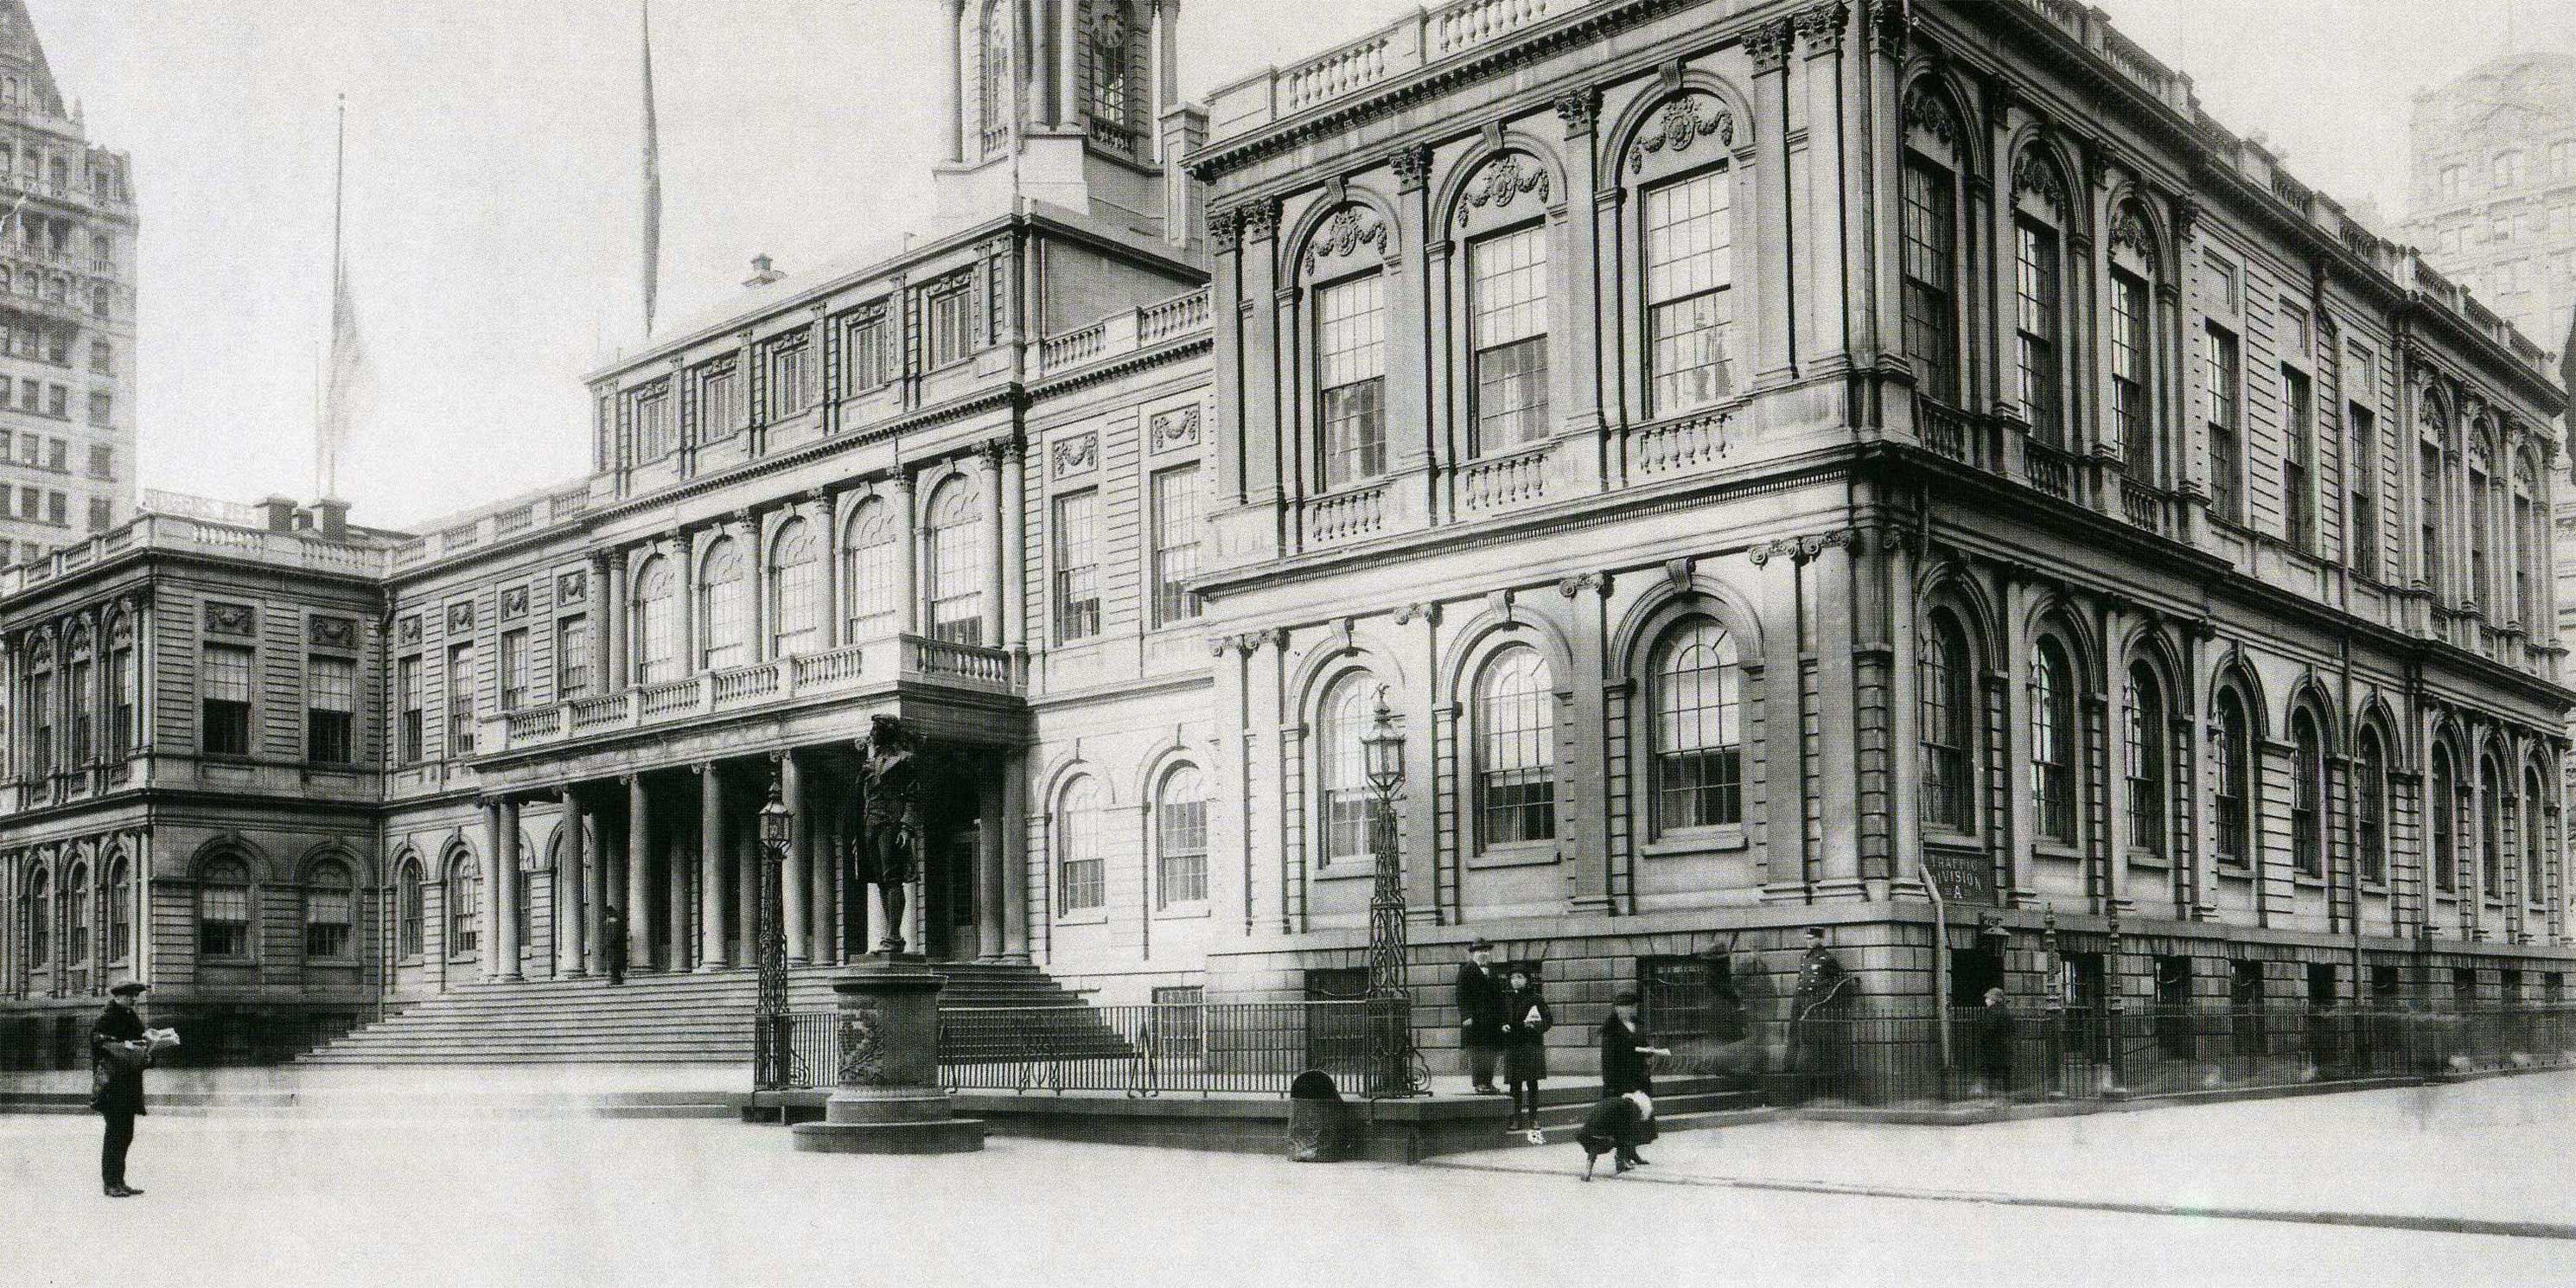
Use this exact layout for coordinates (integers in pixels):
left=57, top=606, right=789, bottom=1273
left=24, top=0, right=2568, bottom=529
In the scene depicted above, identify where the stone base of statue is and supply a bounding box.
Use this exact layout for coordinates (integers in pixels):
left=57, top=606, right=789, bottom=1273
left=790, top=953, right=985, bottom=1155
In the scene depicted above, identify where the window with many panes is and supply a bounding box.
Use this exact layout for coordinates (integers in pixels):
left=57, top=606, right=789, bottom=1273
left=308, top=655, right=355, bottom=763
left=397, top=860, right=424, bottom=957
left=1155, top=765, right=1208, bottom=908
left=2479, top=757, right=2503, bottom=896
left=2290, top=711, right=2324, bottom=877
left=2431, top=746, right=2458, bottom=893
left=1899, top=160, right=1958, bottom=404
left=107, top=638, right=134, bottom=757
left=2420, top=439, right=2447, bottom=597
left=1052, top=490, right=1100, bottom=643
left=764, top=335, right=813, bottom=421
left=633, top=385, right=676, bottom=461
left=445, top=642, right=474, bottom=756
left=498, top=628, right=530, bottom=711
left=304, top=860, right=353, bottom=958
left=1475, top=647, right=1555, bottom=846
left=1315, top=273, right=1387, bottom=489
left=1469, top=224, right=1548, bottom=454
left=105, top=858, right=129, bottom=962
left=768, top=519, right=822, bottom=657
left=398, top=655, right=424, bottom=763
left=2031, top=637, right=2075, bottom=843
left=2214, top=689, right=2252, bottom=866
left=842, top=500, right=900, bottom=639
left=2282, top=365, right=2315, bottom=551
left=1644, top=170, right=1736, bottom=414
left=1651, top=619, right=1741, bottom=831
left=633, top=557, right=679, bottom=682
left=1055, top=776, right=1104, bottom=914
left=447, top=854, right=481, bottom=955
left=2014, top=218, right=2062, bottom=443
left=2205, top=324, right=2242, bottom=523
left=2125, top=663, right=2167, bottom=858
left=201, top=643, right=253, bottom=756
left=2355, top=728, right=2388, bottom=885
left=698, top=539, right=749, bottom=670
left=696, top=360, right=741, bottom=439
left=1319, top=674, right=1374, bottom=864
left=845, top=304, right=893, bottom=390
left=197, top=858, right=252, bottom=959
left=926, top=480, right=984, bottom=645
left=926, top=275, right=976, bottom=369
left=2348, top=400, right=2380, bottom=580
left=555, top=615, right=590, bottom=699
left=2469, top=451, right=2492, bottom=614
left=2524, top=768, right=2546, bottom=905
left=2112, top=269, right=2152, bottom=481
left=1150, top=466, right=1200, bottom=627
left=1920, top=612, right=1974, bottom=832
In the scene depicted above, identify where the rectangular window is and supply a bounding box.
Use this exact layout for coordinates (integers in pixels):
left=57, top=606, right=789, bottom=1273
left=305, top=886, right=352, bottom=959
left=1315, top=273, right=1387, bottom=489
left=16, top=485, right=32, bottom=519
left=2348, top=404, right=2379, bottom=580
left=199, top=882, right=250, bottom=960
left=398, top=656, right=424, bottom=764
left=307, top=655, right=355, bottom=764
left=2013, top=219, right=2062, bottom=444
left=2279, top=301, right=2311, bottom=355
left=2112, top=270, right=2151, bottom=480
left=764, top=335, right=813, bottom=420
left=696, top=362, right=740, bottom=439
left=632, top=386, right=676, bottom=461
left=89, top=338, right=109, bottom=373
left=201, top=643, right=253, bottom=757
left=1150, top=466, right=1201, bottom=627
left=1157, top=794, right=1208, bottom=908
left=29, top=671, right=51, bottom=778
left=2205, top=252, right=2239, bottom=313
left=1468, top=224, right=1549, bottom=455
left=2205, top=324, right=2242, bottom=523
left=1051, top=490, right=1100, bottom=644
left=926, top=276, right=976, bottom=369
left=86, top=444, right=110, bottom=478
left=1647, top=169, right=1739, bottom=413
left=2439, top=164, right=2465, bottom=198
left=1898, top=161, right=1956, bottom=405
left=499, top=628, right=530, bottom=711
left=47, top=384, right=64, bottom=418
left=48, top=437, right=67, bottom=471
left=2282, top=366, right=2314, bottom=552
left=86, top=390, right=108, bottom=426
left=556, top=616, right=591, bottom=699
left=45, top=491, right=64, bottom=525
left=2420, top=444, right=2445, bottom=596
left=446, top=642, right=475, bottom=756
left=67, top=657, right=89, bottom=764
left=106, top=646, right=132, bottom=757
left=845, top=304, right=893, bottom=389
left=86, top=498, right=107, bottom=532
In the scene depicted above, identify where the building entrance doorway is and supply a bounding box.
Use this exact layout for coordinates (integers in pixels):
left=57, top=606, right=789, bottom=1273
left=914, top=756, right=983, bottom=962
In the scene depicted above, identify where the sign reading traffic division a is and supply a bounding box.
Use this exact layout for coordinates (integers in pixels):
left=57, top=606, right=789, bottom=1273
left=1923, top=847, right=1998, bottom=906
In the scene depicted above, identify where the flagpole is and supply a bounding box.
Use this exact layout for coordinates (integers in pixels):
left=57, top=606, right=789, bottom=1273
left=320, top=93, right=347, bottom=501
left=640, top=0, right=661, bottom=339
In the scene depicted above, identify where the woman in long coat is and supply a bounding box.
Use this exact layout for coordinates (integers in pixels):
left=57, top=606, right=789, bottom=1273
left=1496, top=966, right=1553, bottom=1134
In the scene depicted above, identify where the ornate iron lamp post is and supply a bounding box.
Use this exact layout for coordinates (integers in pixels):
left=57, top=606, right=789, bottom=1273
left=1360, top=687, right=1426, bottom=1098
left=754, top=774, right=799, bottom=1092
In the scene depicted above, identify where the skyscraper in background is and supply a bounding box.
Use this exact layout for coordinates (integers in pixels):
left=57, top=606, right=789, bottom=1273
left=2402, top=51, right=2576, bottom=355
left=0, top=1, right=135, bottom=568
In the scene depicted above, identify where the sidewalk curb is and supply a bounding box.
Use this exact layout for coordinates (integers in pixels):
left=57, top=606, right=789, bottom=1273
left=1421, top=1158, right=2576, bottom=1242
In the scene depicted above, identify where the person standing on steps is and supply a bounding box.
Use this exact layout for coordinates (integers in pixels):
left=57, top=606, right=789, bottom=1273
left=1454, top=939, right=1508, bottom=1094
left=91, top=982, right=154, bottom=1198
left=1599, top=989, right=1669, bottom=1101
left=1497, top=964, right=1553, bottom=1137
left=601, top=905, right=627, bottom=985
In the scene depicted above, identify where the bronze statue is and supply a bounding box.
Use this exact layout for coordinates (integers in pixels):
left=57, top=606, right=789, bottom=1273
left=852, top=715, right=924, bottom=954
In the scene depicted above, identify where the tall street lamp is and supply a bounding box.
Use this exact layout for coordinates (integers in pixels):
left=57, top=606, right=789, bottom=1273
left=1360, top=686, right=1425, bottom=1098
left=755, top=773, right=797, bottom=1093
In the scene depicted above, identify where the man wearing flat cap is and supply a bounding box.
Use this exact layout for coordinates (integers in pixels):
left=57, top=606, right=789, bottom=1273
left=91, top=981, right=154, bottom=1197
left=1453, top=939, right=1508, bottom=1094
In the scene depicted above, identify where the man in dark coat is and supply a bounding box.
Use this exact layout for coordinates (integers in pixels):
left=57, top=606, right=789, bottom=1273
left=1971, top=986, right=2015, bottom=1098
left=91, top=981, right=152, bottom=1197
left=1453, top=939, right=1508, bottom=1094
left=601, top=904, right=628, bottom=985
left=1598, top=989, right=1669, bottom=1099
left=1787, top=926, right=1855, bottom=1103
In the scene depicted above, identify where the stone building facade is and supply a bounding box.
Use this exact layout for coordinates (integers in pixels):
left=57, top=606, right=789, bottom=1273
left=0, top=1, right=138, bottom=572
left=1, top=0, right=2571, bottom=1069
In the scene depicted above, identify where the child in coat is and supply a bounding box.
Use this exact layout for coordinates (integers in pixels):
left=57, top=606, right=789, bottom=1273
left=1496, top=966, right=1553, bottom=1138
left=1576, top=1090, right=1657, bottom=1180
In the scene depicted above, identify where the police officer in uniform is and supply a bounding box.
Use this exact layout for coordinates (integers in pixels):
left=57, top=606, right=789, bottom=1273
left=91, top=981, right=153, bottom=1198
left=1788, top=926, right=1854, bottom=1103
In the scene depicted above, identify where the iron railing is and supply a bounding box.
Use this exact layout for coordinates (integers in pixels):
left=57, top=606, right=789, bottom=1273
left=0, top=1004, right=386, bottom=1072
left=768, top=1001, right=1379, bottom=1098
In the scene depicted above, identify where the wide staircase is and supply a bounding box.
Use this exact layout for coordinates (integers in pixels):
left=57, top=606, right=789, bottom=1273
left=296, top=961, right=1107, bottom=1067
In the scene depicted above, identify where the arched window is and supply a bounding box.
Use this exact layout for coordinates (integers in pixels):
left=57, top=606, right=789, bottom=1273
left=841, top=498, right=900, bottom=640
left=768, top=518, right=822, bottom=658
left=2031, top=636, right=2075, bottom=842
left=1318, top=673, right=1374, bottom=864
left=2290, top=711, right=2324, bottom=878
left=2213, top=689, right=2253, bottom=867
left=1475, top=646, right=1555, bottom=845
left=2110, top=204, right=2160, bottom=483
left=446, top=852, right=481, bottom=957
left=1898, top=82, right=1964, bottom=406
left=979, top=0, right=1013, bottom=154
left=2355, top=729, right=2388, bottom=887
left=2468, top=436, right=2495, bottom=618
left=2009, top=149, right=2072, bottom=447
left=2523, top=764, right=2547, bottom=906
left=197, top=856, right=252, bottom=960
left=26, top=637, right=52, bottom=779
left=698, top=537, right=749, bottom=671
left=1642, top=163, right=1736, bottom=414
left=108, top=614, right=137, bottom=757
left=2124, top=662, right=2169, bottom=859
left=66, top=626, right=91, bottom=767
left=104, top=856, right=130, bottom=962
left=2419, top=404, right=2451, bottom=599
left=304, top=859, right=353, bottom=959
left=2431, top=745, right=2458, bottom=894
left=1086, top=1, right=1131, bottom=145
left=397, top=858, right=425, bottom=958
left=925, top=478, right=985, bottom=645
left=1055, top=776, right=1104, bottom=914
left=1920, top=609, right=1976, bottom=832
left=1315, top=267, right=1389, bottom=488
left=1454, top=143, right=1553, bottom=459
left=632, top=556, right=678, bottom=684
left=2514, top=449, right=2541, bottom=626
left=25, top=867, right=47, bottom=966
left=1154, top=764, right=1208, bottom=908
left=64, top=861, right=89, bottom=969
left=2479, top=755, right=2504, bottom=896
left=1651, top=619, right=1743, bottom=831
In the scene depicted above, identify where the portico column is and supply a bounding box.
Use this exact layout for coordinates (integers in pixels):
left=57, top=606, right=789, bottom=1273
left=974, top=449, right=1004, bottom=647
left=679, top=527, right=701, bottom=677
left=699, top=762, right=729, bottom=969
left=892, top=474, right=920, bottom=635
left=491, top=800, right=523, bottom=982
left=625, top=775, right=654, bottom=968
left=815, top=491, right=842, bottom=650
left=603, top=553, right=628, bottom=691
left=999, top=442, right=1026, bottom=654
left=976, top=752, right=1006, bottom=961
left=562, top=788, right=590, bottom=977
left=810, top=762, right=839, bottom=966
left=783, top=751, right=811, bottom=965
left=1002, top=747, right=1031, bottom=961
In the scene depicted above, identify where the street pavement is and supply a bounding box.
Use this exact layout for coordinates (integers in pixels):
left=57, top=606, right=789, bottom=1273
left=0, top=1074, right=2568, bottom=1287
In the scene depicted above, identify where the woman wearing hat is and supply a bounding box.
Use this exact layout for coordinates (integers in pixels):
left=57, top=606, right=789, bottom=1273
left=91, top=981, right=155, bottom=1198
left=1496, top=963, right=1553, bottom=1138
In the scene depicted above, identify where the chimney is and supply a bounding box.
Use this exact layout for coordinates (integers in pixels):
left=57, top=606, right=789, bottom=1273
left=744, top=253, right=784, bottom=288
left=1160, top=104, right=1208, bottom=250
left=255, top=495, right=298, bottom=532
left=312, top=497, right=351, bottom=540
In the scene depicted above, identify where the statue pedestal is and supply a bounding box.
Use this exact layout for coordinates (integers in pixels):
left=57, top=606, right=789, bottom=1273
left=790, top=954, right=985, bottom=1155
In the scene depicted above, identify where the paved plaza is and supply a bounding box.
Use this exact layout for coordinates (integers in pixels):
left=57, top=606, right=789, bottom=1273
left=3, top=1074, right=2572, bottom=1287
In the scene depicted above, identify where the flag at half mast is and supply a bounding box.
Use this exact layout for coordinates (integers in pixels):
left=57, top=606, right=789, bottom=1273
left=317, top=94, right=371, bottom=501
left=640, top=0, right=661, bottom=336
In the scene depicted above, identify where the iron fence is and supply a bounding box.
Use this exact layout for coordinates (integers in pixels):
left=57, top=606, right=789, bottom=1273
left=1775, top=1004, right=2576, bottom=1107
left=769, top=1001, right=1380, bottom=1098
left=0, top=1004, right=384, bottom=1072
